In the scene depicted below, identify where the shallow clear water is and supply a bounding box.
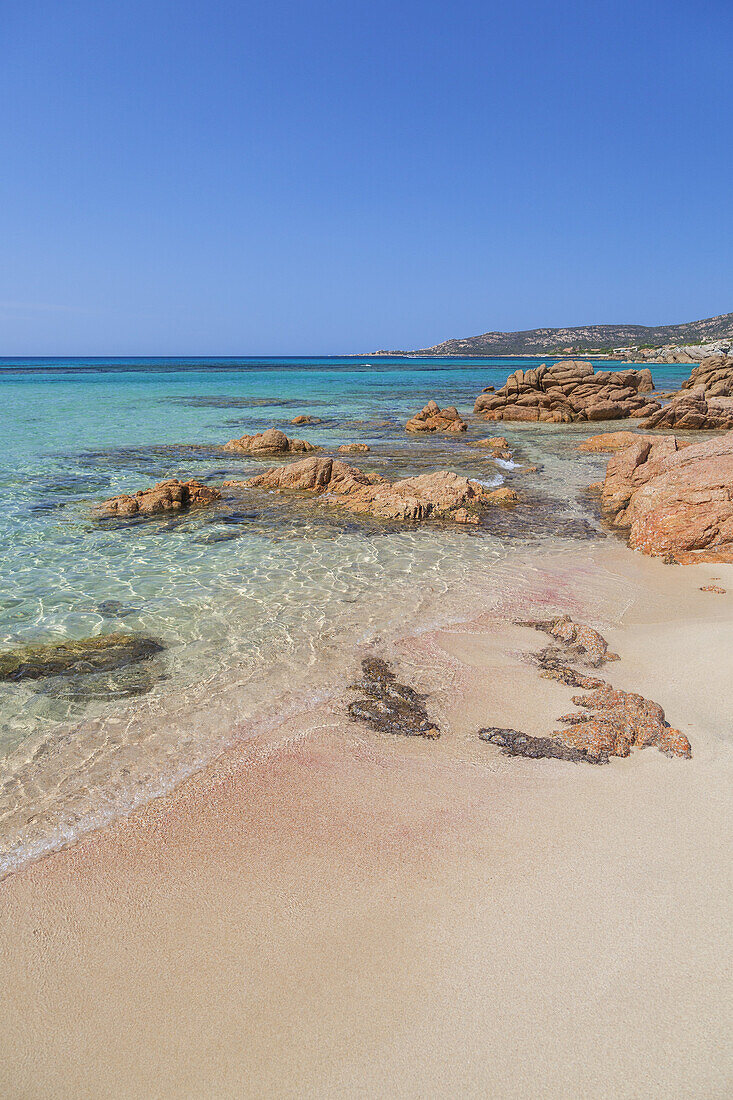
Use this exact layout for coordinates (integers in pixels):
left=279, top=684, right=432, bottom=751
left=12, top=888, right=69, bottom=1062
left=0, top=356, right=690, bottom=873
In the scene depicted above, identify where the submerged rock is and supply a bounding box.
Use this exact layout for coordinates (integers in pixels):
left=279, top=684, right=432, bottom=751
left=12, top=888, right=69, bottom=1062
left=223, top=428, right=319, bottom=454
left=238, top=455, right=516, bottom=523
left=0, top=632, right=166, bottom=683
left=347, top=657, right=440, bottom=738
left=474, top=362, right=659, bottom=423
left=36, top=663, right=165, bottom=701
left=290, top=415, right=321, bottom=425
left=479, top=727, right=608, bottom=764
left=94, top=479, right=221, bottom=518
left=405, top=401, right=467, bottom=432
left=577, top=430, right=657, bottom=453
left=337, top=443, right=371, bottom=454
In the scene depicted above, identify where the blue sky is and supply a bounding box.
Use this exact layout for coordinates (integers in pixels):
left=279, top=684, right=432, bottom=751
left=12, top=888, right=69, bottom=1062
left=1, top=0, right=731, bottom=354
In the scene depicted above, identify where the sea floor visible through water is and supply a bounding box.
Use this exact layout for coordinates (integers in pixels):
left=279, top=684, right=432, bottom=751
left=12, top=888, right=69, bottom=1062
left=0, top=356, right=693, bottom=874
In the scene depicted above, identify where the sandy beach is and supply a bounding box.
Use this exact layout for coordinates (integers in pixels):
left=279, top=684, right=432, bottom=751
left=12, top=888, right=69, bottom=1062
left=1, top=542, right=730, bottom=1099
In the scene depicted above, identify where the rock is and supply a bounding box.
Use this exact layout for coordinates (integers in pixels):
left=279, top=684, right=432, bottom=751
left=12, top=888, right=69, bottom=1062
left=700, top=584, right=726, bottom=594
left=485, top=487, right=518, bottom=506
left=474, top=361, right=661, bottom=423
left=223, top=428, right=320, bottom=454
left=505, top=612, right=692, bottom=763
left=640, top=389, right=733, bottom=431
left=0, top=632, right=166, bottom=683
left=680, top=354, right=733, bottom=397
left=337, top=443, right=371, bottom=454
left=578, top=431, right=656, bottom=453
left=95, top=479, right=221, bottom=518
left=240, top=456, right=516, bottom=523
left=466, top=436, right=509, bottom=450
left=553, top=683, right=691, bottom=759
left=598, top=431, right=733, bottom=562
left=290, top=415, right=321, bottom=424
left=479, top=727, right=608, bottom=764
left=405, top=401, right=467, bottom=433
left=347, top=657, right=440, bottom=737
left=519, top=615, right=619, bottom=667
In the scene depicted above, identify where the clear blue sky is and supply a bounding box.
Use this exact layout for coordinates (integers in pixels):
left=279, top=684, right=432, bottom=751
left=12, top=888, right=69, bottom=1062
left=2, top=0, right=731, bottom=354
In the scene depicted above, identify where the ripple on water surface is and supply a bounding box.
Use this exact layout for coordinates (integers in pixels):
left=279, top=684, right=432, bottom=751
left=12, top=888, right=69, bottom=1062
left=0, top=357, right=649, bottom=874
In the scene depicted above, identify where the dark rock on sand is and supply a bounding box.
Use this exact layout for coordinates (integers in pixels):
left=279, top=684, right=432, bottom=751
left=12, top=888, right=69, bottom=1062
left=479, top=727, right=608, bottom=764
left=0, top=632, right=166, bottom=683
left=347, top=657, right=440, bottom=738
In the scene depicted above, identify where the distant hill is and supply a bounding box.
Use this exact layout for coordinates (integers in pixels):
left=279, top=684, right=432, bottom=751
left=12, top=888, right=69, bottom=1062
left=384, top=312, right=733, bottom=357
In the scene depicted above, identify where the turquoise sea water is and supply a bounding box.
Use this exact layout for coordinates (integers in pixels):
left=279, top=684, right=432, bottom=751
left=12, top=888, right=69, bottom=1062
left=0, top=356, right=690, bottom=873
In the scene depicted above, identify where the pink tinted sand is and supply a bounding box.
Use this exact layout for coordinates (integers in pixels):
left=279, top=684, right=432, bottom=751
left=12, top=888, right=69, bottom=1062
left=1, top=546, right=731, bottom=1099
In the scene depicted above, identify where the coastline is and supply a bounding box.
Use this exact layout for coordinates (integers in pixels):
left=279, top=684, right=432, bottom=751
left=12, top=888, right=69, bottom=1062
left=2, top=540, right=731, bottom=1098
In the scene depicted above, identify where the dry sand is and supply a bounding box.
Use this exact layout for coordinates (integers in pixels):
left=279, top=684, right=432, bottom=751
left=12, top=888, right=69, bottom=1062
left=1, top=545, right=731, bottom=1099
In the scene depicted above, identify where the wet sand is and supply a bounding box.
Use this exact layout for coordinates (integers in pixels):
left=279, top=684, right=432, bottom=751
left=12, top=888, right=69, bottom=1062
left=1, top=545, right=731, bottom=1099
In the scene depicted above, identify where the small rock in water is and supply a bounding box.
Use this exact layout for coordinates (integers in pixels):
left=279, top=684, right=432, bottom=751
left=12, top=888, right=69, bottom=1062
left=347, top=657, right=440, bottom=738
left=405, top=401, right=467, bottom=433
left=479, top=727, right=608, bottom=764
left=94, top=479, right=221, bottom=518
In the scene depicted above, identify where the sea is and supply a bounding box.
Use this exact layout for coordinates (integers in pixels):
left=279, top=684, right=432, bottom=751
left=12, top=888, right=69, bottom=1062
left=0, top=356, right=691, bottom=875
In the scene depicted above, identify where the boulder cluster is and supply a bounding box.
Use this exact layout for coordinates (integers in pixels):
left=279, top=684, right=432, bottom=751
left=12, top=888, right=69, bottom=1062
left=680, top=354, right=733, bottom=395
left=405, top=401, right=467, bottom=432
left=223, top=428, right=319, bottom=455
left=598, top=431, right=733, bottom=563
left=474, top=361, right=659, bottom=423
left=641, top=389, right=733, bottom=431
left=233, top=455, right=516, bottom=523
left=95, top=479, right=221, bottom=518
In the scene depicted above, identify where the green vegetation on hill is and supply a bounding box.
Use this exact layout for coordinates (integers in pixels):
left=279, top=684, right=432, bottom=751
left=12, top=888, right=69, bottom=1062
left=385, top=311, right=733, bottom=357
